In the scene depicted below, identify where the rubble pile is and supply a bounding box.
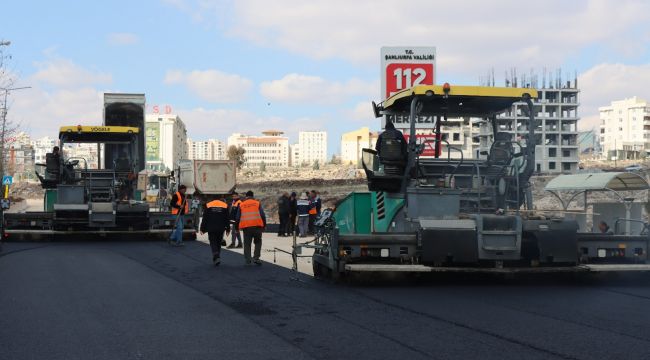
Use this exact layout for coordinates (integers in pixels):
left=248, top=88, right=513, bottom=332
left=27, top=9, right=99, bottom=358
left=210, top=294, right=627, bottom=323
left=240, top=164, right=364, bottom=183
left=8, top=182, right=44, bottom=202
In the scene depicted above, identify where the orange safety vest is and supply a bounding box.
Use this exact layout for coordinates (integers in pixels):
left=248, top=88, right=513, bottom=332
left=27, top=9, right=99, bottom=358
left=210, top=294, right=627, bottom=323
left=206, top=199, right=228, bottom=209
left=171, top=191, right=189, bottom=215
left=238, top=199, right=264, bottom=229
left=308, top=201, right=317, bottom=215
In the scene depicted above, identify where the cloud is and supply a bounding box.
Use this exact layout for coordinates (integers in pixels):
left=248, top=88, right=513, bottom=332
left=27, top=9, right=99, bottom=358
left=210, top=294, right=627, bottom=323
left=577, top=62, right=650, bottom=130
left=107, top=32, right=139, bottom=46
left=177, top=107, right=341, bottom=157
left=260, top=73, right=376, bottom=105
left=164, top=0, right=650, bottom=75
left=7, top=87, right=104, bottom=138
left=164, top=69, right=253, bottom=103
left=343, top=101, right=375, bottom=123
left=4, top=57, right=111, bottom=137
left=176, top=107, right=323, bottom=143
left=31, top=58, right=112, bottom=88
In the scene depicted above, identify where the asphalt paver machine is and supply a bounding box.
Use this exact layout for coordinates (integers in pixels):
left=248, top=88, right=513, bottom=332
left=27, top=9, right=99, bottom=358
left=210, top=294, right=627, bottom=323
left=311, top=84, right=650, bottom=278
left=3, top=125, right=196, bottom=240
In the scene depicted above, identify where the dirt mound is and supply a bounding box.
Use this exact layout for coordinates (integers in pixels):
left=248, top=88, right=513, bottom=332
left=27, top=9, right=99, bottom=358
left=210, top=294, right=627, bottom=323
left=238, top=178, right=365, bottom=191
left=8, top=182, right=44, bottom=201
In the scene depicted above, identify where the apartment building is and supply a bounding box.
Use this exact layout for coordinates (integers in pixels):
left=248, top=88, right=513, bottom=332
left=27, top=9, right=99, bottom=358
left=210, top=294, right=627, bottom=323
left=340, top=127, right=379, bottom=167
left=228, top=130, right=289, bottom=168
left=187, top=138, right=226, bottom=160
left=297, top=131, right=327, bottom=166
left=599, top=97, right=650, bottom=160
left=145, top=114, right=188, bottom=171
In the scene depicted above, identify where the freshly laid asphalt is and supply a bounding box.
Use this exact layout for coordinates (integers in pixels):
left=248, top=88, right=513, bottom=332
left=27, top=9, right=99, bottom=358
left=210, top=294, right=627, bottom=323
left=2, top=240, right=650, bottom=360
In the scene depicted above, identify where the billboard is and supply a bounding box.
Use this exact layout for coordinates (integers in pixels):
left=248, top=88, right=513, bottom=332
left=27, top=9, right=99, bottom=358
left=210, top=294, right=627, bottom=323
left=145, top=122, right=160, bottom=162
left=403, top=134, right=440, bottom=158
left=381, top=46, right=436, bottom=129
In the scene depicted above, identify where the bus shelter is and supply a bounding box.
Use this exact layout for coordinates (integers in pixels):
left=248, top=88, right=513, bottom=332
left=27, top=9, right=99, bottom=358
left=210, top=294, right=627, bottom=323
left=545, top=172, right=649, bottom=234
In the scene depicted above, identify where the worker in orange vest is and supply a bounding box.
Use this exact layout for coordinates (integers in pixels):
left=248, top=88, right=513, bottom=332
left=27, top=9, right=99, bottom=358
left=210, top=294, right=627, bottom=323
left=236, top=190, right=266, bottom=265
left=170, top=185, right=189, bottom=246
left=200, top=196, right=230, bottom=266
left=308, top=191, right=318, bottom=235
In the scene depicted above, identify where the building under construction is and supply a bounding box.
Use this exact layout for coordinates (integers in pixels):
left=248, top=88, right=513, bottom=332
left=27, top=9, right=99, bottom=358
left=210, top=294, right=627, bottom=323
left=478, top=68, right=580, bottom=174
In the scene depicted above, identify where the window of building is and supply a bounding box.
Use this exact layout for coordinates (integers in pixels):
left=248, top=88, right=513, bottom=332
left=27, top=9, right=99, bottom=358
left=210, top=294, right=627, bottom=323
left=453, top=133, right=460, bottom=141
left=563, top=163, right=571, bottom=171
left=548, top=148, right=556, bottom=157
left=549, top=162, right=556, bottom=170
left=563, top=150, right=570, bottom=157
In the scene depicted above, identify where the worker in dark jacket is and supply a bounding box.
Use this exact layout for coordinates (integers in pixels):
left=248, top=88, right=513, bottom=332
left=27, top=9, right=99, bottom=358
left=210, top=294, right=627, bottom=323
left=200, top=196, right=231, bottom=266
left=277, top=192, right=291, bottom=236
left=227, top=192, right=243, bottom=248
left=375, top=120, right=407, bottom=157
left=288, top=192, right=297, bottom=236
left=375, top=120, right=407, bottom=175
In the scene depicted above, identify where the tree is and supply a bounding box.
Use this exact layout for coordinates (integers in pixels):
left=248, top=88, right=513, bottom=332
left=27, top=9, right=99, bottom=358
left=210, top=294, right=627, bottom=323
left=227, top=145, right=246, bottom=169
left=312, top=159, right=320, bottom=170
left=259, top=161, right=266, bottom=172
left=330, top=154, right=342, bottom=165
left=0, top=42, right=19, bottom=177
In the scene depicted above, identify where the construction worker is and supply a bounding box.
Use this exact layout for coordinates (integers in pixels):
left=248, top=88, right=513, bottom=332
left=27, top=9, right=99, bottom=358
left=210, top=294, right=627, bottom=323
left=52, top=146, right=60, bottom=160
left=598, top=221, right=614, bottom=235
left=277, top=192, right=290, bottom=237
left=227, top=192, right=243, bottom=248
left=236, top=190, right=266, bottom=265
left=308, top=191, right=318, bottom=235
left=169, top=185, right=188, bottom=246
left=200, top=196, right=231, bottom=266
left=288, top=192, right=297, bottom=236
left=375, top=120, right=407, bottom=175
left=296, top=193, right=311, bottom=237
left=375, top=120, right=407, bottom=157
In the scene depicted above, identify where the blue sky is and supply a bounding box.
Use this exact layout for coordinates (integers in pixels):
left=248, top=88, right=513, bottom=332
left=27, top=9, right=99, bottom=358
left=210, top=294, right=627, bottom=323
left=2, top=0, right=650, bottom=156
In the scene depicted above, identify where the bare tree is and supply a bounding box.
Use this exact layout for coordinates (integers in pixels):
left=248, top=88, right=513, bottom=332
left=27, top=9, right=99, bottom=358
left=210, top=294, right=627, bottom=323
left=0, top=42, right=19, bottom=177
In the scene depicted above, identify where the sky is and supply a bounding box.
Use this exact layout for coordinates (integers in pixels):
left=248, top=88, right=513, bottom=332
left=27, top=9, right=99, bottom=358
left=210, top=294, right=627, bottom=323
left=2, top=0, right=650, bottom=156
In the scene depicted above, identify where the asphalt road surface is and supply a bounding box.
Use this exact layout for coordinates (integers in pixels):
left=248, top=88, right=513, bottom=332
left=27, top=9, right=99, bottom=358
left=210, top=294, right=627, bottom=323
left=2, top=240, right=650, bottom=360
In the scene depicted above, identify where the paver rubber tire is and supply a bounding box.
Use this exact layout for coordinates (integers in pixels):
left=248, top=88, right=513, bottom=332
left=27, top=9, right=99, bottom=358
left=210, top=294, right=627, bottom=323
left=312, top=261, right=323, bottom=278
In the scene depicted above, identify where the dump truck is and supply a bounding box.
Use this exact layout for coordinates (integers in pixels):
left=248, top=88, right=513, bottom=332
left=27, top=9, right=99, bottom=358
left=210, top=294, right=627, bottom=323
left=173, top=159, right=237, bottom=201
left=2, top=93, right=197, bottom=241
left=311, top=84, right=650, bottom=278
left=167, top=159, right=237, bottom=222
